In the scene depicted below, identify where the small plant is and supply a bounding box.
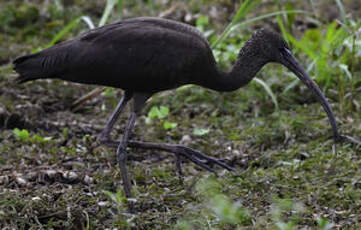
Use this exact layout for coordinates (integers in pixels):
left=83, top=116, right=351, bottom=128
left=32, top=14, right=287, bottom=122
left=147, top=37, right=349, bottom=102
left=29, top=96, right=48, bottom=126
left=146, top=106, right=178, bottom=130
left=317, top=217, right=334, bottom=230
left=103, top=189, right=127, bottom=214
left=177, top=178, right=337, bottom=229
left=175, top=178, right=251, bottom=229
left=163, top=121, right=178, bottom=130
left=13, top=128, right=30, bottom=142
left=148, top=105, right=169, bottom=120
left=270, top=199, right=305, bottom=230
left=13, top=128, right=52, bottom=143
left=193, top=128, right=210, bottom=136
left=103, top=189, right=131, bottom=228
left=283, top=15, right=360, bottom=114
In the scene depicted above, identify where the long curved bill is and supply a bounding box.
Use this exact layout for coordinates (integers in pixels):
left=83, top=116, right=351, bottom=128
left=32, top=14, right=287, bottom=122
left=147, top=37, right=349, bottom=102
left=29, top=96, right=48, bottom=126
left=281, top=48, right=340, bottom=140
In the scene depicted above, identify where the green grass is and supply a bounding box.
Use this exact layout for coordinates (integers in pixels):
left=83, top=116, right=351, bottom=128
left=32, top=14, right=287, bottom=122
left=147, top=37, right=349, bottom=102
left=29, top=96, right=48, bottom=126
left=0, top=0, right=360, bottom=229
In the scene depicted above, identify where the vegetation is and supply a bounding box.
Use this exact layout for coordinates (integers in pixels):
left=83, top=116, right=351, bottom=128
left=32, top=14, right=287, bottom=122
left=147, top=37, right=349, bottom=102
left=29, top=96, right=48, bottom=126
left=0, top=0, right=360, bottom=229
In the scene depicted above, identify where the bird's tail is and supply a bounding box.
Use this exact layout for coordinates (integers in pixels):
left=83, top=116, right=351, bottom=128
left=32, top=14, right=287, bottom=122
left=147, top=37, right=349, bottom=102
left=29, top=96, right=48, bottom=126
left=13, top=49, right=65, bottom=83
left=13, top=53, right=48, bottom=83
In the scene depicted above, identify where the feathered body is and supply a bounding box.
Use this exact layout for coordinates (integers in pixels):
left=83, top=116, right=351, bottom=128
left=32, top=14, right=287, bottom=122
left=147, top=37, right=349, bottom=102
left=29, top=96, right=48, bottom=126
left=14, top=17, right=289, bottom=93
left=14, top=17, right=222, bottom=93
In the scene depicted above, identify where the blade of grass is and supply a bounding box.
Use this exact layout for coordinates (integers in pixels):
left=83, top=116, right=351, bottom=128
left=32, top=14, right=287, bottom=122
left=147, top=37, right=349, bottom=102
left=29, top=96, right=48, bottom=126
left=253, top=77, right=279, bottom=111
left=81, top=16, right=95, bottom=29
left=242, top=10, right=311, bottom=27
left=308, top=0, right=318, bottom=17
left=283, top=60, right=316, bottom=94
left=334, top=0, right=347, bottom=25
left=211, top=0, right=262, bottom=48
left=276, top=14, right=288, bottom=43
left=274, top=0, right=287, bottom=38
left=45, top=17, right=81, bottom=49
left=43, top=15, right=95, bottom=50
left=282, top=78, right=299, bottom=95
left=213, top=10, right=310, bottom=49
left=118, top=0, right=123, bottom=17
left=231, top=0, right=262, bottom=24
left=99, top=0, right=118, bottom=27
left=286, top=33, right=318, bottom=60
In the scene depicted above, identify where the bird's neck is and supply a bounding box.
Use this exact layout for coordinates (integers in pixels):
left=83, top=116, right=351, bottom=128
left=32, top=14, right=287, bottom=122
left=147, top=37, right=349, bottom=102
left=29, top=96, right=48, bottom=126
left=200, top=43, right=268, bottom=92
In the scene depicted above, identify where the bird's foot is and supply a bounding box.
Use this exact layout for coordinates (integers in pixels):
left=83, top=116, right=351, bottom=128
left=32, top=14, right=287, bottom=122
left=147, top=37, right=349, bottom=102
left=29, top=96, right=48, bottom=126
left=97, top=131, right=113, bottom=146
left=127, top=141, right=234, bottom=174
left=336, top=135, right=361, bottom=146
left=98, top=139, right=233, bottom=173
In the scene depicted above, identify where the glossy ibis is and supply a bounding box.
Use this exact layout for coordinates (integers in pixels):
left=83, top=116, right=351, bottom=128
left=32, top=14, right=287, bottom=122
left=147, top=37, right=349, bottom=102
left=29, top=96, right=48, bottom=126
left=13, top=17, right=359, bottom=199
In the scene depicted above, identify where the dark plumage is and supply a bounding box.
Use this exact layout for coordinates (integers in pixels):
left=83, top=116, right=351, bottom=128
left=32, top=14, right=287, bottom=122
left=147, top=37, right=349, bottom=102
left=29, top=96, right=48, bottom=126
left=13, top=17, right=291, bottom=92
left=14, top=17, right=213, bottom=92
left=13, top=17, right=357, bottom=202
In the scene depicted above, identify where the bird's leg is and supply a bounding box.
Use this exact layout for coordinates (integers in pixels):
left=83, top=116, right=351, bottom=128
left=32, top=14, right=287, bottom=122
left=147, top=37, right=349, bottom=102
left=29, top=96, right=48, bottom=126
left=116, top=93, right=152, bottom=201
left=175, top=155, right=184, bottom=183
left=98, top=91, right=132, bottom=145
left=116, top=111, right=136, bottom=199
left=175, top=155, right=184, bottom=176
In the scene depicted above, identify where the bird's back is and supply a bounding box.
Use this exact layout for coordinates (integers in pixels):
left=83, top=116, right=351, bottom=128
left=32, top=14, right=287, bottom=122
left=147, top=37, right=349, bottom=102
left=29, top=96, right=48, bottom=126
left=14, top=17, right=217, bottom=93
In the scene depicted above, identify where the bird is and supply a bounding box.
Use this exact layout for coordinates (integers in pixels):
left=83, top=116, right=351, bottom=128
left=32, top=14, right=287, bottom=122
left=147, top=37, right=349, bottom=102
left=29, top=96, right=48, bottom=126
left=13, top=17, right=359, bottom=199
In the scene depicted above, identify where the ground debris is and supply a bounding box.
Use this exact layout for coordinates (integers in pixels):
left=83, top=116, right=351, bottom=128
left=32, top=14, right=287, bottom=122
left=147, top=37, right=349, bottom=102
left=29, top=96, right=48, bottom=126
left=1, top=169, right=95, bottom=187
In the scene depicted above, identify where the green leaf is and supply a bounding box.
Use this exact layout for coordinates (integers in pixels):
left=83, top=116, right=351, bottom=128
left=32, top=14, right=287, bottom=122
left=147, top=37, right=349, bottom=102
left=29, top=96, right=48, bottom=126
left=148, top=106, right=169, bottom=120
left=163, top=121, right=177, bottom=130
left=212, top=0, right=262, bottom=48
left=148, top=106, right=159, bottom=119
left=158, top=106, right=169, bottom=119
left=31, top=134, right=52, bottom=143
left=104, top=87, right=115, bottom=97
left=196, top=15, right=209, bottom=31
left=13, top=128, right=30, bottom=141
left=193, top=128, right=210, bottom=136
left=339, top=64, right=352, bottom=80
left=196, top=15, right=209, bottom=27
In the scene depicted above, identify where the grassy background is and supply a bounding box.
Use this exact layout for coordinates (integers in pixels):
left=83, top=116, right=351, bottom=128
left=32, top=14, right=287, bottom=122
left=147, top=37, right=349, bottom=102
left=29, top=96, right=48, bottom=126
left=0, top=0, right=360, bottom=229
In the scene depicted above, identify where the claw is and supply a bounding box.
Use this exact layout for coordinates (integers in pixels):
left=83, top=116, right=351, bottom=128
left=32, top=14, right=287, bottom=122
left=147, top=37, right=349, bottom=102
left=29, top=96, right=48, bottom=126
left=179, top=145, right=234, bottom=171
left=338, top=135, right=361, bottom=146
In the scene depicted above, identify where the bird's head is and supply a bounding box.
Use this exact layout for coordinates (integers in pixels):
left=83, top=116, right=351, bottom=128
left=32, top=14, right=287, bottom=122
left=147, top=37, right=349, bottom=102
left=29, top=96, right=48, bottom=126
left=251, top=28, right=290, bottom=63
left=250, top=28, right=340, bottom=139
